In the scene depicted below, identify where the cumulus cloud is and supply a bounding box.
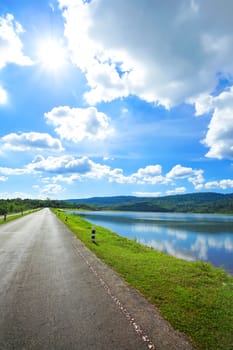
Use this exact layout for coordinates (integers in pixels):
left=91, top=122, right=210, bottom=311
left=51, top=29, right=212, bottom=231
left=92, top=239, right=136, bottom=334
left=0, top=13, right=33, bottom=106
left=135, top=165, right=162, bottom=177
left=0, top=13, right=33, bottom=68
left=29, top=155, right=93, bottom=174
left=45, top=106, right=113, bottom=142
left=166, top=164, right=195, bottom=179
left=29, top=155, right=128, bottom=183
left=58, top=0, right=233, bottom=107
left=33, top=183, right=65, bottom=198
left=204, top=108, right=233, bottom=159
left=1, top=132, right=64, bottom=152
left=194, top=87, right=233, bottom=160
left=129, top=165, right=168, bottom=185
left=0, top=154, right=209, bottom=192
left=26, top=155, right=164, bottom=184
left=41, top=184, right=65, bottom=195
left=166, top=164, right=204, bottom=189
left=204, top=179, right=233, bottom=190
left=28, top=156, right=203, bottom=190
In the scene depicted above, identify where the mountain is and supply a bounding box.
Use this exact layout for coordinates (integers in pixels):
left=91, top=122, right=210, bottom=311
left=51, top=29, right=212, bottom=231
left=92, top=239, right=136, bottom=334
left=66, top=196, right=139, bottom=207
left=65, top=192, right=233, bottom=214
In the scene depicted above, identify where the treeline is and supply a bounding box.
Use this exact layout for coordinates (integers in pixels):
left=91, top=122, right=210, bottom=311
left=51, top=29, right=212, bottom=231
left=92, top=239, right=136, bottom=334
left=108, top=193, right=233, bottom=213
left=0, top=198, right=95, bottom=218
left=67, top=192, right=233, bottom=214
left=1, top=192, right=233, bottom=217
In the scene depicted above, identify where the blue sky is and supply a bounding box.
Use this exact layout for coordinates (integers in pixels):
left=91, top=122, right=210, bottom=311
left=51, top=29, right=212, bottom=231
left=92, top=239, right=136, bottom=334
left=0, top=0, right=233, bottom=199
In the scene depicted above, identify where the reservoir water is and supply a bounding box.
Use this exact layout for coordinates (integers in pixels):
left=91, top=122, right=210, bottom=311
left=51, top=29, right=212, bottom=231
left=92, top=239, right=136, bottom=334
left=73, top=211, right=233, bottom=274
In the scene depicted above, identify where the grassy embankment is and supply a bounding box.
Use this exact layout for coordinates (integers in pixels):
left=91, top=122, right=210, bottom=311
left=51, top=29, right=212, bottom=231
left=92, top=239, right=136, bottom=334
left=0, top=209, right=40, bottom=225
left=54, top=209, right=233, bottom=350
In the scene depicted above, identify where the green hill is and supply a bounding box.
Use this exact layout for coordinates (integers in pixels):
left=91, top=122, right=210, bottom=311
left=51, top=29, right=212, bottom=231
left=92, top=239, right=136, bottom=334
left=66, top=192, right=233, bottom=214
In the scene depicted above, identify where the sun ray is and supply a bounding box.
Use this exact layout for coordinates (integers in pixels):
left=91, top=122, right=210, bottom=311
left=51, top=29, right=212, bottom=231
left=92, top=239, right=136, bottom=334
left=37, top=38, right=67, bottom=72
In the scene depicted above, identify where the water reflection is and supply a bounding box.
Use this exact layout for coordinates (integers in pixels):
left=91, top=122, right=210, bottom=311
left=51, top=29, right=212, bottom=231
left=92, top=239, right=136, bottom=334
left=72, top=211, right=233, bottom=274
left=138, top=238, right=196, bottom=261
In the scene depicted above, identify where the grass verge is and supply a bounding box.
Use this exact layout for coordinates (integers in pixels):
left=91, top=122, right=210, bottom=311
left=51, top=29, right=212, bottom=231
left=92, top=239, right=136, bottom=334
left=0, top=209, right=40, bottom=225
left=54, top=209, right=233, bottom=350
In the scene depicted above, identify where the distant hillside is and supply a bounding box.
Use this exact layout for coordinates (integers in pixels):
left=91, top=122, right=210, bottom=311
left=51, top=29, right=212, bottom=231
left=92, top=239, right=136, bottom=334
left=66, top=192, right=233, bottom=214
left=66, top=196, right=139, bottom=207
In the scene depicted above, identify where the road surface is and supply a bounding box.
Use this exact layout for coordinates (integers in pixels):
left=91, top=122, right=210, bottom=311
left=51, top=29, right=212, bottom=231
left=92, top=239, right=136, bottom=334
left=0, top=208, right=194, bottom=349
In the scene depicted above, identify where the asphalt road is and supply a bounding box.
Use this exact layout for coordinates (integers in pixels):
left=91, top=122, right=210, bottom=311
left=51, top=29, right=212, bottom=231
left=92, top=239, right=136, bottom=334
left=0, top=208, right=194, bottom=350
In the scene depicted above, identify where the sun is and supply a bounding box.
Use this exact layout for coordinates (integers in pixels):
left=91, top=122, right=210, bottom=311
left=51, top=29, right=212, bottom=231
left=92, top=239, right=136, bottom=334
left=37, top=38, right=67, bottom=72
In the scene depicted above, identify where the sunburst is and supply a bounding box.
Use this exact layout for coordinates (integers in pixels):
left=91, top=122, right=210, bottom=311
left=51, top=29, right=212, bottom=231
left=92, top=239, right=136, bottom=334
left=37, top=38, right=67, bottom=72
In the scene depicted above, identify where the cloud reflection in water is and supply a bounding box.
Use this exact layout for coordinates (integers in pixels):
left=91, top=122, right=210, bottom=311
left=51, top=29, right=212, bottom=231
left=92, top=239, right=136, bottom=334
left=75, top=211, right=233, bottom=274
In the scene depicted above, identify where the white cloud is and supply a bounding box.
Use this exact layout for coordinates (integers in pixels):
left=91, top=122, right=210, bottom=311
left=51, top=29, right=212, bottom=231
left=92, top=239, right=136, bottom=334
left=194, top=87, right=233, bottom=160
left=32, top=156, right=127, bottom=183
left=0, top=176, right=7, bottom=182
left=0, top=166, right=31, bottom=176
left=0, top=13, right=33, bottom=69
left=193, top=94, right=213, bottom=117
left=188, top=171, right=205, bottom=189
left=1, top=132, right=64, bottom=152
left=0, top=154, right=208, bottom=192
left=0, top=13, right=33, bottom=106
left=166, top=164, right=195, bottom=179
left=166, top=187, right=186, bottom=195
left=129, top=165, right=168, bottom=185
left=136, top=165, right=162, bottom=177
left=0, top=191, right=33, bottom=199
left=58, top=0, right=233, bottom=107
left=20, top=157, right=207, bottom=192
left=29, top=155, right=93, bottom=174
left=103, top=156, right=114, bottom=161
left=204, top=109, right=233, bottom=160
left=42, top=174, right=82, bottom=185
left=45, top=106, right=113, bottom=142
left=166, top=164, right=204, bottom=189
left=205, top=179, right=233, bottom=190
left=33, top=183, right=65, bottom=198
left=27, top=156, right=164, bottom=184
left=41, top=184, right=64, bottom=195
left=30, top=156, right=194, bottom=187
left=133, top=192, right=162, bottom=197
left=84, top=62, right=129, bottom=105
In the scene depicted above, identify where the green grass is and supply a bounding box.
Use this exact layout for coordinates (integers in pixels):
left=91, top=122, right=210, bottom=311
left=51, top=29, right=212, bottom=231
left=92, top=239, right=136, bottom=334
left=54, top=209, right=233, bottom=350
left=0, top=209, right=40, bottom=225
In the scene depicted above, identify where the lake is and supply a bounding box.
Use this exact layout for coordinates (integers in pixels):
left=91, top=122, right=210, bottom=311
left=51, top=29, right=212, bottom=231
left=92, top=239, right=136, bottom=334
left=72, top=211, right=233, bottom=275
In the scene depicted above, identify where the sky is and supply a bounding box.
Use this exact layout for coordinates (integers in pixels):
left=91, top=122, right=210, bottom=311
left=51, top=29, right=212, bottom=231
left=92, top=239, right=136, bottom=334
left=0, top=0, right=233, bottom=200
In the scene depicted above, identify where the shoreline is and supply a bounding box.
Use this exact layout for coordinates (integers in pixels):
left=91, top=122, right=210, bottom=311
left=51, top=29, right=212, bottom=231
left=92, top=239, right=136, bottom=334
left=54, top=208, right=233, bottom=350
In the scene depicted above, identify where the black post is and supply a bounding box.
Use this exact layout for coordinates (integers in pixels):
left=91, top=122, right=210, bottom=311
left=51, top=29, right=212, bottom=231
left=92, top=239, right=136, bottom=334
left=91, top=227, right=96, bottom=242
